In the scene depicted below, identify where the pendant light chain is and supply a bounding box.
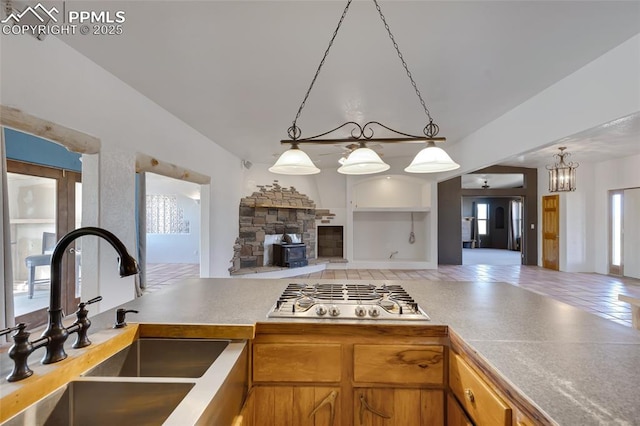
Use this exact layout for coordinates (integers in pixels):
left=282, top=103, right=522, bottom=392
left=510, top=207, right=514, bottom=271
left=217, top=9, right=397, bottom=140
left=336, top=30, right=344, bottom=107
left=290, top=0, right=354, bottom=140
left=373, top=0, right=438, bottom=138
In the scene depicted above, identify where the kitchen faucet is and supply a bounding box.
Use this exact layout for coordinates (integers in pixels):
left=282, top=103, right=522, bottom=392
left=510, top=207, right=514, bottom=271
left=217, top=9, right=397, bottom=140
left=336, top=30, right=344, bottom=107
left=2, top=227, right=139, bottom=381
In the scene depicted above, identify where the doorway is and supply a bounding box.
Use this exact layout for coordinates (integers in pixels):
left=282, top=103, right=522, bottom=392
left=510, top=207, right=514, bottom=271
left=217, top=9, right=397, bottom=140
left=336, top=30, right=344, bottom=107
left=461, top=196, right=523, bottom=265
left=609, top=188, right=640, bottom=278
left=7, top=160, right=81, bottom=327
left=141, top=173, right=201, bottom=290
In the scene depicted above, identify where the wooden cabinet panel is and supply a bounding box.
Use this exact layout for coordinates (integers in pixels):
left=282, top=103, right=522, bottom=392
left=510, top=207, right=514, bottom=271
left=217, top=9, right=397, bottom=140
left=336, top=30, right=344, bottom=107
left=354, top=388, right=444, bottom=426
left=449, top=352, right=511, bottom=426
left=447, top=393, right=473, bottom=426
left=253, top=343, right=342, bottom=382
left=353, top=345, right=444, bottom=385
left=233, top=390, right=255, bottom=426
left=251, top=386, right=340, bottom=426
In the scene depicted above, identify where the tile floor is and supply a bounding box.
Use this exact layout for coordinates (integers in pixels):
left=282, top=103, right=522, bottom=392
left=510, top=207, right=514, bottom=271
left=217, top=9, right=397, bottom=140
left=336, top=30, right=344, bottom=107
left=143, top=263, right=640, bottom=328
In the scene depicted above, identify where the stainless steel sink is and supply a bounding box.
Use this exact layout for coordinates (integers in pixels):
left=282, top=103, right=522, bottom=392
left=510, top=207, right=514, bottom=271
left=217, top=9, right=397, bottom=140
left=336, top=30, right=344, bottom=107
left=2, top=338, right=247, bottom=426
left=83, top=338, right=229, bottom=378
left=4, top=380, right=194, bottom=426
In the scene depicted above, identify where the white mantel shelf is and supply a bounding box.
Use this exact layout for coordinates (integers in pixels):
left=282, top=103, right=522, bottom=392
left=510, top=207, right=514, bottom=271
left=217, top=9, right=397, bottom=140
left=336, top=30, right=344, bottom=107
left=352, top=207, right=430, bottom=212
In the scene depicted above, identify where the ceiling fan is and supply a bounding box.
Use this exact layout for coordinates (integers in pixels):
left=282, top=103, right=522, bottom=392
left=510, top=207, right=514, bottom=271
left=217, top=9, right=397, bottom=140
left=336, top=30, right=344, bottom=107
left=482, top=180, right=490, bottom=189
left=316, top=143, right=384, bottom=165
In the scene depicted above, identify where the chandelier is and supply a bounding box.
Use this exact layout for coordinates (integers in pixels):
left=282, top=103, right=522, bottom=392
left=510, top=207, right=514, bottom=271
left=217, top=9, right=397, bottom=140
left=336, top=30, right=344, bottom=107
left=546, top=147, right=579, bottom=192
left=269, top=0, right=460, bottom=176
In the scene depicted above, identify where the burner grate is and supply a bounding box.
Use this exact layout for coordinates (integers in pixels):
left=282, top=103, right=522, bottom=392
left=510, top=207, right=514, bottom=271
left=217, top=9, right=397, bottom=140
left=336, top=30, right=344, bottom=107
left=269, top=282, right=429, bottom=320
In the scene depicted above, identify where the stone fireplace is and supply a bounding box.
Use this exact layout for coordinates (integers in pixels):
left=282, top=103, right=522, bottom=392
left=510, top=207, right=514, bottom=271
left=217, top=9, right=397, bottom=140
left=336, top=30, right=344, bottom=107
left=230, top=181, right=316, bottom=272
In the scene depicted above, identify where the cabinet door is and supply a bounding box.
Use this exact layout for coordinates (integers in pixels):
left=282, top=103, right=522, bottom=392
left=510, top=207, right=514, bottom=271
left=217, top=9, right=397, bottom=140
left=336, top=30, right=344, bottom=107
left=233, top=390, right=256, bottom=426
left=354, top=388, right=443, bottom=426
left=447, top=394, right=473, bottom=426
left=252, top=386, right=340, bottom=426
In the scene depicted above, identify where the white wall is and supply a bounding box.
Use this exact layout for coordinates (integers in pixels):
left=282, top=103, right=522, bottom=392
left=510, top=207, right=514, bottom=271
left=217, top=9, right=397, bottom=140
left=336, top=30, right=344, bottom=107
left=1, top=34, right=242, bottom=311
left=146, top=174, right=200, bottom=264
left=593, top=154, right=640, bottom=274
left=442, top=35, right=640, bottom=179
left=538, top=154, right=640, bottom=274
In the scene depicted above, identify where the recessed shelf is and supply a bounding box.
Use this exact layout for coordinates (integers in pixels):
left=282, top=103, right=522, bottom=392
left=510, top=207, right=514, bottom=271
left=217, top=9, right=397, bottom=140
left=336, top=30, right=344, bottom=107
left=353, top=207, right=430, bottom=212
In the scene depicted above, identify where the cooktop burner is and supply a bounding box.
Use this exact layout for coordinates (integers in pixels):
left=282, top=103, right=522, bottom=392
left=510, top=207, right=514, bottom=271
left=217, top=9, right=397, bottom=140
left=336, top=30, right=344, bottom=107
left=268, top=283, right=429, bottom=320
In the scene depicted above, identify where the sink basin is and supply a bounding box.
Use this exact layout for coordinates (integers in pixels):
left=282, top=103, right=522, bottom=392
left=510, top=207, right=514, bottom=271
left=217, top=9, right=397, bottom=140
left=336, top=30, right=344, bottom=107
left=84, top=338, right=229, bottom=378
left=4, top=380, right=194, bottom=426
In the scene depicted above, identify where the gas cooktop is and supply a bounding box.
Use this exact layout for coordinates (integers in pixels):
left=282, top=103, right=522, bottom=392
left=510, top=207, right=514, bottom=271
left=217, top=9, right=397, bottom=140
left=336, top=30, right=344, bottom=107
left=267, top=283, right=429, bottom=320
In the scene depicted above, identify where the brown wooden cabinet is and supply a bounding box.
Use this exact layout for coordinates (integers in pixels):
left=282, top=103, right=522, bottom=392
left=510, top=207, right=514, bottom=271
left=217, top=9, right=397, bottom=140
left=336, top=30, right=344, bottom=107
left=447, top=393, right=473, bottom=426
left=354, top=388, right=443, bottom=426
left=449, top=352, right=512, bottom=426
left=247, top=323, right=447, bottom=426
left=245, top=386, right=341, bottom=426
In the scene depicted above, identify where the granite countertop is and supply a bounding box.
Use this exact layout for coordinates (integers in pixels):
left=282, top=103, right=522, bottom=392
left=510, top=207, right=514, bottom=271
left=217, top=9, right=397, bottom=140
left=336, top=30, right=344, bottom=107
left=3, top=278, right=640, bottom=425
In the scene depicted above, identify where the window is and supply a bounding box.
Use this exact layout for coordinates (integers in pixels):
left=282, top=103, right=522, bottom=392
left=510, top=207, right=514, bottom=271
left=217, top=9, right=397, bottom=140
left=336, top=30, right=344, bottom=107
left=146, top=195, right=190, bottom=234
left=477, top=203, right=488, bottom=235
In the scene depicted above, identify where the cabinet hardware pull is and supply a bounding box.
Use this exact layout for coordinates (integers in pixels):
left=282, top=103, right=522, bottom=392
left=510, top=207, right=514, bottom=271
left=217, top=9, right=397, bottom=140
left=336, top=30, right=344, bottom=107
left=309, top=390, right=338, bottom=426
left=464, top=388, right=475, bottom=403
left=359, top=394, right=391, bottom=424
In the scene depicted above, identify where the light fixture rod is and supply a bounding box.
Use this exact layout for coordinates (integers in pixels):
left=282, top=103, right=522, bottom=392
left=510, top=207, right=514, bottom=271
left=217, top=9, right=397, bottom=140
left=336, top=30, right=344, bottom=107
left=280, top=137, right=445, bottom=145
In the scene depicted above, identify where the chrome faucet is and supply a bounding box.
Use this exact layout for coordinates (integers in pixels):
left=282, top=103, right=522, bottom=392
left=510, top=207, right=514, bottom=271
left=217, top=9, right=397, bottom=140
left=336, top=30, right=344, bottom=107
left=42, top=227, right=139, bottom=364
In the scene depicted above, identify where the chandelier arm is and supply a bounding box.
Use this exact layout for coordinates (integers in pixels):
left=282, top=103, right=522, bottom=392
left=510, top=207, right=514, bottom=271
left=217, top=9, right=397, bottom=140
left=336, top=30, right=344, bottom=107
left=293, top=122, right=363, bottom=141
left=363, top=121, right=425, bottom=139
left=372, top=0, right=433, bottom=123
left=291, top=0, right=354, bottom=133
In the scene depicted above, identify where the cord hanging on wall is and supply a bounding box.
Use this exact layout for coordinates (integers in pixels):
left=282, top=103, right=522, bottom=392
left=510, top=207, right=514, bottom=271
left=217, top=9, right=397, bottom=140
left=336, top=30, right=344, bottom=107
left=409, top=212, right=415, bottom=244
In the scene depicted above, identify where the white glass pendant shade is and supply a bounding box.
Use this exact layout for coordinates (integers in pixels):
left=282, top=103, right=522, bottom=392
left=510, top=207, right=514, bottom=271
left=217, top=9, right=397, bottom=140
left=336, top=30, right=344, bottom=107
left=337, top=147, right=390, bottom=175
left=404, top=142, right=460, bottom=173
left=269, top=146, right=320, bottom=175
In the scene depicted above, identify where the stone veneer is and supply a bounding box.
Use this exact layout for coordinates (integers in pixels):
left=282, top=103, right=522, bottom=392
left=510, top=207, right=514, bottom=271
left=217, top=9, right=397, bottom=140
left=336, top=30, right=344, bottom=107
left=229, top=181, right=316, bottom=272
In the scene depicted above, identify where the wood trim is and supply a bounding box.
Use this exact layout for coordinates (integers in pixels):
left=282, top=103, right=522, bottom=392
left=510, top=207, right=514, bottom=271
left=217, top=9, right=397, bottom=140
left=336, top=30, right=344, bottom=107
left=135, top=153, right=210, bottom=185
left=1, top=105, right=100, bottom=154
left=138, top=323, right=255, bottom=340
left=254, top=322, right=448, bottom=340
left=0, top=325, right=139, bottom=423
left=449, top=330, right=554, bottom=426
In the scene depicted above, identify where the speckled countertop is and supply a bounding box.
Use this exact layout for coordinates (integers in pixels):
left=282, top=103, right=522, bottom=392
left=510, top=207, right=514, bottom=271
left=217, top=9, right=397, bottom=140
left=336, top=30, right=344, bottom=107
left=4, top=278, right=640, bottom=425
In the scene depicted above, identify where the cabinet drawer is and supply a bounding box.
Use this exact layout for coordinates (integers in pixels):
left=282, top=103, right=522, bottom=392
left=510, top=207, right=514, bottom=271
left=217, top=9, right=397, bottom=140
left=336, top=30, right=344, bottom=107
left=353, top=345, right=444, bottom=385
left=449, top=352, right=511, bottom=426
left=253, top=343, right=341, bottom=382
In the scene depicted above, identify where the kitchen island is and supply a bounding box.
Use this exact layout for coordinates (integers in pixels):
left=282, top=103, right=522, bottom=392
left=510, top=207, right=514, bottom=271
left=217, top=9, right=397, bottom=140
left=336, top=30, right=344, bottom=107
left=2, top=278, right=640, bottom=425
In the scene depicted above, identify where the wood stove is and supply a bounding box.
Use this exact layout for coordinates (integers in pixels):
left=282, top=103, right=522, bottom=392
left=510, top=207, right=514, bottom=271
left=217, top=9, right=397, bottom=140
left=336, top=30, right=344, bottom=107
left=273, top=243, right=308, bottom=268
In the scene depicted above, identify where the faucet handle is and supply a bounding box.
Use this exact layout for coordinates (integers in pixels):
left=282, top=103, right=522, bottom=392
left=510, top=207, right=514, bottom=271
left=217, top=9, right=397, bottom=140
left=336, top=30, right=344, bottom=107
left=86, top=296, right=103, bottom=305
left=0, top=323, right=27, bottom=337
left=114, top=309, right=139, bottom=329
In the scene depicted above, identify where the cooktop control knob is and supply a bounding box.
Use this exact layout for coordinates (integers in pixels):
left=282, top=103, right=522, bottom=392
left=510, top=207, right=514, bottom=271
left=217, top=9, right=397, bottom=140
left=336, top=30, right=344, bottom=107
left=315, top=305, right=327, bottom=316
left=328, top=305, right=341, bottom=317
left=354, top=306, right=367, bottom=317
left=368, top=307, right=380, bottom=318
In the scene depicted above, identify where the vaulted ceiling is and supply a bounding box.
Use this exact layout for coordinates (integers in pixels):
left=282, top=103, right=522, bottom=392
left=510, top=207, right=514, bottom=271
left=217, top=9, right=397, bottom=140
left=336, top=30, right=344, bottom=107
left=56, top=1, right=640, bottom=170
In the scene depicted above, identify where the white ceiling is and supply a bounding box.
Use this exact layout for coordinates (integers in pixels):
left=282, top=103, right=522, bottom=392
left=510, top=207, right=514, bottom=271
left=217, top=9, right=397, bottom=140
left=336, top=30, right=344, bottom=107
left=52, top=1, right=640, bottom=170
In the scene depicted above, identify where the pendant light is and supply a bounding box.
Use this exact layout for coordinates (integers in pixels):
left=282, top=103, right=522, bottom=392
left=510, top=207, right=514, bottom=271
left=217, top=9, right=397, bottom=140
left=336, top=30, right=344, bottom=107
left=271, top=0, right=459, bottom=175
left=546, top=147, right=579, bottom=192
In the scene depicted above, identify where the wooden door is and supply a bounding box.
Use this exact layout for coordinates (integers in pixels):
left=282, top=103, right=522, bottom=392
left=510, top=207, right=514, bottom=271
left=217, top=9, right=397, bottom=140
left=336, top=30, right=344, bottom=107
left=252, top=386, right=340, bottom=426
left=542, top=195, right=559, bottom=271
left=354, top=388, right=443, bottom=426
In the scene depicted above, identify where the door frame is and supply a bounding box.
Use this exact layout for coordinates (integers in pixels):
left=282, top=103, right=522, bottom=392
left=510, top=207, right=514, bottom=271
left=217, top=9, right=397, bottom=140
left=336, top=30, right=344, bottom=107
left=608, top=190, right=624, bottom=276
left=8, top=159, right=81, bottom=327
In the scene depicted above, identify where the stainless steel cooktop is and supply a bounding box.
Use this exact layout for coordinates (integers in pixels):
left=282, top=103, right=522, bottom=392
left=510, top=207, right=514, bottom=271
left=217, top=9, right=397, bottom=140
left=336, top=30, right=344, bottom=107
left=267, top=283, right=429, bottom=320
